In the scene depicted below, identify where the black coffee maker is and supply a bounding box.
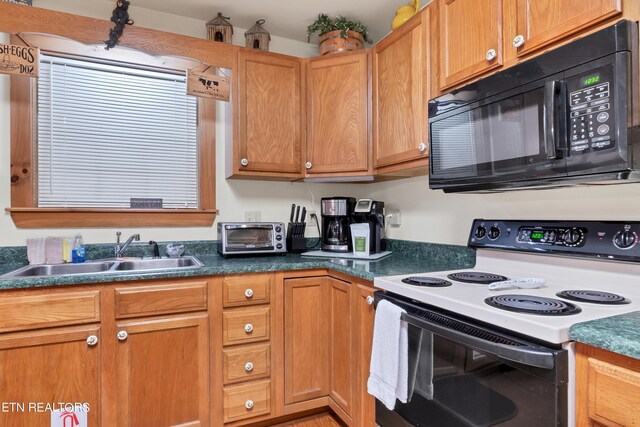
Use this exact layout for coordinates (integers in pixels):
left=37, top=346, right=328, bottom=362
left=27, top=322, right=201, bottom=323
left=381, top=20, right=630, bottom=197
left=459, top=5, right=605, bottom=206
left=352, top=199, right=385, bottom=254
left=321, top=197, right=356, bottom=252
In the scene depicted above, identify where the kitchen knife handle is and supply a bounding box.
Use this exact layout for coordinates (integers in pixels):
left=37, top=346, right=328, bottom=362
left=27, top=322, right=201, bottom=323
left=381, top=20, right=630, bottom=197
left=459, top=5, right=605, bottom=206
left=295, top=206, right=301, bottom=223
left=290, top=204, right=296, bottom=223
left=301, top=207, right=307, bottom=224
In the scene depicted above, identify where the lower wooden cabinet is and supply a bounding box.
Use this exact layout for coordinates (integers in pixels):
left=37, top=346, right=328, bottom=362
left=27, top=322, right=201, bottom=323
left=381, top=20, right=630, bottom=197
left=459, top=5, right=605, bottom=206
left=115, top=314, right=210, bottom=427
left=283, top=276, right=331, bottom=404
left=355, top=285, right=376, bottom=427
left=0, top=325, right=101, bottom=427
left=576, top=343, right=640, bottom=426
left=329, top=277, right=354, bottom=416
left=223, top=380, right=271, bottom=423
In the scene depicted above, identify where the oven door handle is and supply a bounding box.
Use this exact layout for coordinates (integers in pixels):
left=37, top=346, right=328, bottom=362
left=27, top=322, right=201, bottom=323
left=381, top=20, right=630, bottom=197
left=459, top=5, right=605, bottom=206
left=400, top=312, right=560, bottom=370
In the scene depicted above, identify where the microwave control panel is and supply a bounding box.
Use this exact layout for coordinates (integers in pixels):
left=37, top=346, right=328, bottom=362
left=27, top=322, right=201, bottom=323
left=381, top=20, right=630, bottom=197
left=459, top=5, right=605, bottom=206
left=567, top=64, right=615, bottom=155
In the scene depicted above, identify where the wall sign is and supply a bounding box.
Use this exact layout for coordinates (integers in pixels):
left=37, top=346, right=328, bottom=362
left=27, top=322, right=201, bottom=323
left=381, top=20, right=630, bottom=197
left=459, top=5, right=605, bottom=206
left=187, top=67, right=230, bottom=101
left=0, top=43, right=39, bottom=77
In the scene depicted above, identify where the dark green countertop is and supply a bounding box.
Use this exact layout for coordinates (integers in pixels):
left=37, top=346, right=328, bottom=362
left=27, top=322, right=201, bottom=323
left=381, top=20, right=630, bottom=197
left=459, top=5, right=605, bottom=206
left=0, top=240, right=476, bottom=291
left=570, top=311, right=640, bottom=360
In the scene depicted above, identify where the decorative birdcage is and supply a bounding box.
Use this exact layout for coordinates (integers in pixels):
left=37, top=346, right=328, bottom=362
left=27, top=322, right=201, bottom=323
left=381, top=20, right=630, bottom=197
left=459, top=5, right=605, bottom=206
left=244, top=19, right=271, bottom=52
left=206, top=12, right=233, bottom=44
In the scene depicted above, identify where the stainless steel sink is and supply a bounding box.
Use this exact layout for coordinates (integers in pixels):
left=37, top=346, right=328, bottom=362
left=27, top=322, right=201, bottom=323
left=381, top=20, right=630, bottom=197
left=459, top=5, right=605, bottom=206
left=0, top=256, right=203, bottom=279
left=2, top=261, right=118, bottom=278
left=113, top=257, right=203, bottom=271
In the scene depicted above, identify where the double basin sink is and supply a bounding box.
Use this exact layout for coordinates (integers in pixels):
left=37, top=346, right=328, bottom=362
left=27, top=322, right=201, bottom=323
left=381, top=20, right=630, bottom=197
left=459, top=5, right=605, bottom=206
left=1, top=256, right=204, bottom=279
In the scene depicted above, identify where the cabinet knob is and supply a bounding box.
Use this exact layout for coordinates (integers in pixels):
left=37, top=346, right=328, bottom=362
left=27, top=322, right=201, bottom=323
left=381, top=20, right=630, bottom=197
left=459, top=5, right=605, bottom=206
left=366, top=296, right=374, bottom=305
left=245, top=400, right=254, bottom=410
left=512, top=34, right=525, bottom=48
left=244, top=323, right=253, bottom=333
left=240, top=158, right=249, bottom=167
left=305, top=161, right=312, bottom=170
left=86, top=335, right=99, bottom=346
left=245, top=362, right=254, bottom=372
left=244, top=288, right=254, bottom=298
left=117, top=330, right=128, bottom=341
left=485, top=49, right=497, bottom=61
left=418, top=143, right=427, bottom=153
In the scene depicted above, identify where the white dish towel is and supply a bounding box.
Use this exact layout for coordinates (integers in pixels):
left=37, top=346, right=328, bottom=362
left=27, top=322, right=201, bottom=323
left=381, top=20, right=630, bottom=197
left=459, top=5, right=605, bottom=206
left=367, top=299, right=409, bottom=410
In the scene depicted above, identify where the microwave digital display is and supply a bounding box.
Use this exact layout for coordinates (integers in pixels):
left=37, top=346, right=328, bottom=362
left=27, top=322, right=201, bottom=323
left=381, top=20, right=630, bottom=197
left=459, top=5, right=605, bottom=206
left=582, top=74, right=601, bottom=86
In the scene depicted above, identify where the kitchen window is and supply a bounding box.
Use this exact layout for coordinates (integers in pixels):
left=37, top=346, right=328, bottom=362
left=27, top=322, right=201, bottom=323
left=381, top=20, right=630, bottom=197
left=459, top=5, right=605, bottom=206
left=7, top=34, right=217, bottom=228
left=38, top=55, right=198, bottom=209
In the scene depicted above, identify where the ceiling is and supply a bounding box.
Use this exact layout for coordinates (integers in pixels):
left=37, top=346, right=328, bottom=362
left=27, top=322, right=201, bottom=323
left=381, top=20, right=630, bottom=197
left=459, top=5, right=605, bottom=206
left=129, top=0, right=417, bottom=44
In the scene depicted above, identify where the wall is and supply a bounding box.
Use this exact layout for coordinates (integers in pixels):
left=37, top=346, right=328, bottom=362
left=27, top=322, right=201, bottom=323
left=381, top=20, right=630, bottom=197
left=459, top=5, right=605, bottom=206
left=0, top=2, right=364, bottom=247
left=369, top=176, right=640, bottom=246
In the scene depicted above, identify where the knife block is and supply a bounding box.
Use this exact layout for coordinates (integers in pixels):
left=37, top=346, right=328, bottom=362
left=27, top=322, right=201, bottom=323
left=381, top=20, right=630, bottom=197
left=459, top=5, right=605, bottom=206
left=286, top=223, right=306, bottom=254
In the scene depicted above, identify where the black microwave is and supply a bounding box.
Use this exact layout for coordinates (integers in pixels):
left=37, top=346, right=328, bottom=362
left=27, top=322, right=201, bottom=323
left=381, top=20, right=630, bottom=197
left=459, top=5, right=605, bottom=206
left=428, top=20, right=640, bottom=193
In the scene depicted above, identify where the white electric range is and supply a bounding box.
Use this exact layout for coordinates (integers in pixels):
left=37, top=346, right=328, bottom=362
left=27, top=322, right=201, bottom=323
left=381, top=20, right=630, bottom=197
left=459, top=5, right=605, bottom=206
left=373, top=219, right=640, bottom=427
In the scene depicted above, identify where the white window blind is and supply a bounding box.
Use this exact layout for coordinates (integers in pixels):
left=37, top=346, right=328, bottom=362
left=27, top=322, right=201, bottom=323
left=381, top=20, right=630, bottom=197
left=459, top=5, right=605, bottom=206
left=37, top=55, right=198, bottom=209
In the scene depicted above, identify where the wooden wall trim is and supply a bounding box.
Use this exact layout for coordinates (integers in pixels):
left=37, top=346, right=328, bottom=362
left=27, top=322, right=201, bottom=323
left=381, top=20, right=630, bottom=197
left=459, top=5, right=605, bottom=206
left=0, top=2, right=235, bottom=69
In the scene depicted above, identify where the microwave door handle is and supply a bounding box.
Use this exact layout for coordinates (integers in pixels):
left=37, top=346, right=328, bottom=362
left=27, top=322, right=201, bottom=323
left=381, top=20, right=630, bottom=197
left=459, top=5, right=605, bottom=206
left=544, top=80, right=564, bottom=160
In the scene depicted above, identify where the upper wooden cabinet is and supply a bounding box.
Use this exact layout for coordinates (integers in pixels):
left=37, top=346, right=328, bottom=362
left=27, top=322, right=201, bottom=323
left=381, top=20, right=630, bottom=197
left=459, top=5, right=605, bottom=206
left=514, top=0, right=622, bottom=57
left=373, top=9, right=429, bottom=174
left=305, top=51, right=371, bottom=177
left=439, top=0, right=504, bottom=89
left=227, top=49, right=303, bottom=180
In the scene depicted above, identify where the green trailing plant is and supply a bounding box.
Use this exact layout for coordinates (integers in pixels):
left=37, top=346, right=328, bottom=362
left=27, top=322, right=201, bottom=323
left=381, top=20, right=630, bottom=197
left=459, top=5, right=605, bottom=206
left=307, top=14, right=372, bottom=44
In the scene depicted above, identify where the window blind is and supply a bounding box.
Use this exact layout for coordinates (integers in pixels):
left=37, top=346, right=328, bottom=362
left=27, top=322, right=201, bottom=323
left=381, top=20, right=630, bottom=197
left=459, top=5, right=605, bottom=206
left=37, top=55, right=199, bottom=209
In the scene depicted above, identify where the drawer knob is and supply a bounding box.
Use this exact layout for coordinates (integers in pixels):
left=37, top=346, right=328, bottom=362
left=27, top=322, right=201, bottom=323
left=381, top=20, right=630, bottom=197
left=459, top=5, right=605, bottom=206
left=117, top=330, right=128, bottom=341
left=245, top=400, right=254, bottom=410
left=240, top=158, right=249, bottom=167
left=512, top=34, right=525, bottom=48
left=245, top=288, right=254, bottom=298
left=305, top=161, right=312, bottom=170
left=418, top=143, right=427, bottom=153
left=244, top=323, right=254, bottom=334
left=485, top=49, right=497, bottom=61
left=366, top=296, right=374, bottom=305
left=245, top=362, right=254, bottom=372
left=86, top=335, right=99, bottom=346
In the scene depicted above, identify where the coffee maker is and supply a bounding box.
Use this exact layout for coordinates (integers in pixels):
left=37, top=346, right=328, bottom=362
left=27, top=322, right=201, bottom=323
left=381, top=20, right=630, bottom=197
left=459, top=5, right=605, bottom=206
left=321, top=197, right=356, bottom=252
left=352, top=199, right=385, bottom=254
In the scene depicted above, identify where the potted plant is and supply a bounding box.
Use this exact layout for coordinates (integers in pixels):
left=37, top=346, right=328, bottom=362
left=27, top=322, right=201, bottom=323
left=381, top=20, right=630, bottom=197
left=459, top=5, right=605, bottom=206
left=307, top=14, right=372, bottom=55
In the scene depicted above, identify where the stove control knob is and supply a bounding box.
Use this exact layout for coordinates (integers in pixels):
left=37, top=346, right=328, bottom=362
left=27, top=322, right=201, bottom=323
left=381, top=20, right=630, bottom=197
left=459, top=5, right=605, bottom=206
left=613, top=231, right=637, bottom=249
left=563, top=229, right=583, bottom=246
left=474, top=226, right=487, bottom=239
left=488, top=226, right=500, bottom=240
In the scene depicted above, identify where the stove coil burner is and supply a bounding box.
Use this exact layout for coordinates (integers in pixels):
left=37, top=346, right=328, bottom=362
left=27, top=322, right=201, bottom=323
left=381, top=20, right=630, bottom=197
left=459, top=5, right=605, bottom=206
left=485, top=295, right=582, bottom=316
left=447, top=272, right=509, bottom=284
left=556, top=290, right=630, bottom=305
left=401, top=277, right=452, bottom=287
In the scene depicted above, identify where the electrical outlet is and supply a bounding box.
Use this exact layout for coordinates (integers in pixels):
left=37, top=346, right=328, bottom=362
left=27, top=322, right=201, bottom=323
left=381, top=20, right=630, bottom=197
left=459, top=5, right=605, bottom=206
left=308, top=211, right=318, bottom=227
left=388, top=212, right=402, bottom=226
left=245, top=211, right=261, bottom=222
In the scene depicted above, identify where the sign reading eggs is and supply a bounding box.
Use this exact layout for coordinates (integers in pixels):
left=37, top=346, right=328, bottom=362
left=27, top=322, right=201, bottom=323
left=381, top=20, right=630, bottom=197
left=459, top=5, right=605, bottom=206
left=0, top=43, right=39, bottom=77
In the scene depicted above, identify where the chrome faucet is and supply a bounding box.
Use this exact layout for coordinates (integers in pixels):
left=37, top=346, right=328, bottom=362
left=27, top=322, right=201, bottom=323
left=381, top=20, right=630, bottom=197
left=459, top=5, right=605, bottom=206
left=115, top=232, right=140, bottom=258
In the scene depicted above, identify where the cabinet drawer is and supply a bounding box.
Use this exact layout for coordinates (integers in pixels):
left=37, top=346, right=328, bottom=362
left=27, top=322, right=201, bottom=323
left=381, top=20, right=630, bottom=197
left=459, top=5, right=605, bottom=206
left=223, top=307, right=270, bottom=346
left=0, top=291, right=100, bottom=333
left=223, top=274, right=271, bottom=307
left=115, top=281, right=207, bottom=319
left=223, top=380, right=271, bottom=423
left=223, top=343, right=271, bottom=385
left=586, top=357, right=640, bottom=425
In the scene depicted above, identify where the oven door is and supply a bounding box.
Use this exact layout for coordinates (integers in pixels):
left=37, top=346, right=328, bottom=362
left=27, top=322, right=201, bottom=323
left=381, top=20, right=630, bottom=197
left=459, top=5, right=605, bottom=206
left=374, top=293, right=568, bottom=427
left=428, top=75, right=569, bottom=192
left=223, top=224, right=275, bottom=252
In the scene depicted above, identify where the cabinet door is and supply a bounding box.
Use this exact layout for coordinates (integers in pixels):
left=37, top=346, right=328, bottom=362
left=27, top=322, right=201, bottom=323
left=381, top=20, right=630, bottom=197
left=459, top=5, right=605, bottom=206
left=514, top=0, right=622, bottom=57
left=329, top=278, right=353, bottom=416
left=374, top=11, right=428, bottom=170
left=439, top=0, right=503, bottom=89
left=356, top=285, right=376, bottom=427
left=116, top=314, right=209, bottom=427
left=0, top=326, right=101, bottom=427
left=306, top=51, right=369, bottom=175
left=283, top=277, right=330, bottom=404
left=235, top=50, right=302, bottom=177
